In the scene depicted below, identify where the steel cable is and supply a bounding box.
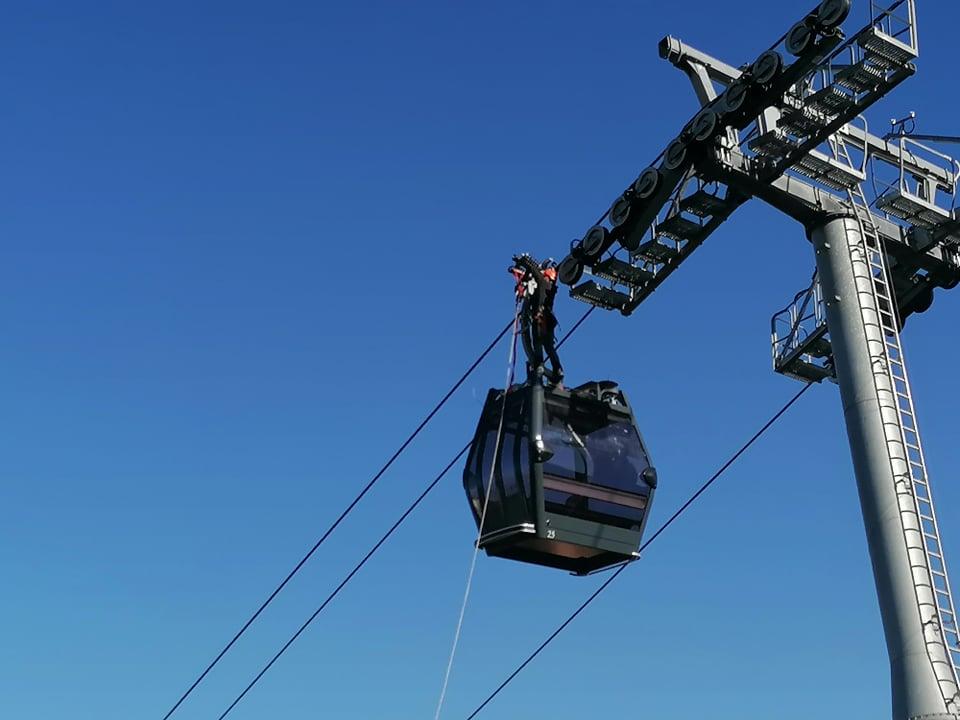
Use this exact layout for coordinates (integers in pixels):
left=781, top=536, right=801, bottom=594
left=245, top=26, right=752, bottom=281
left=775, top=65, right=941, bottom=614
left=215, top=444, right=472, bottom=720
left=160, top=319, right=513, bottom=720
left=211, top=306, right=594, bottom=719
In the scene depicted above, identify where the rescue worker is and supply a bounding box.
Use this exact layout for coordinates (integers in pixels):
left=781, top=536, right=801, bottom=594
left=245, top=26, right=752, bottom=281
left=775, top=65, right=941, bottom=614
left=509, top=255, right=564, bottom=387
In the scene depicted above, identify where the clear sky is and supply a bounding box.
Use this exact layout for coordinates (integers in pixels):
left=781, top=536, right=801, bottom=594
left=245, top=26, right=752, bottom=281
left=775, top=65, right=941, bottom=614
left=3, top=2, right=960, bottom=719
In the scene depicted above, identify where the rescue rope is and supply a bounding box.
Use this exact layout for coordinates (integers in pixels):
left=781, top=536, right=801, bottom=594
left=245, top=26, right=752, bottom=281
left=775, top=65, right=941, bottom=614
left=208, top=306, right=594, bottom=720
left=161, top=319, right=515, bottom=720
left=214, top=444, right=472, bottom=720
left=433, top=301, right=523, bottom=720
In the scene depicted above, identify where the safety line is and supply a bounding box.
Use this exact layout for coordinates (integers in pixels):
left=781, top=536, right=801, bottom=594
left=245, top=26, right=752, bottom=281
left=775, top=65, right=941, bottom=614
left=160, top=320, right=513, bottom=720
left=215, top=443, right=473, bottom=720
left=210, top=306, right=594, bottom=719
left=434, top=304, right=522, bottom=719
left=464, top=381, right=814, bottom=719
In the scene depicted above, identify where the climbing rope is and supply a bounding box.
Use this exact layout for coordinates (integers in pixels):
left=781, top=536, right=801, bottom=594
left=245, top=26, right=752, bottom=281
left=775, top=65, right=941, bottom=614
left=161, top=318, right=518, bottom=720
left=433, top=301, right=523, bottom=720
left=208, top=306, right=594, bottom=720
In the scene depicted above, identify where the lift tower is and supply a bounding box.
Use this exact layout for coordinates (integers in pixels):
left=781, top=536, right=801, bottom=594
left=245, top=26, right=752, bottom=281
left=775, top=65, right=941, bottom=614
left=548, top=1, right=960, bottom=717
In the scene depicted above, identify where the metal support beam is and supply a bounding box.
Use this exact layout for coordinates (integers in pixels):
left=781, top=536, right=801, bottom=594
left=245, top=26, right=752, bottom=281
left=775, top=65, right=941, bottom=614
left=662, top=37, right=950, bottom=188
left=658, top=35, right=740, bottom=106
left=846, top=124, right=957, bottom=188
left=813, top=214, right=959, bottom=720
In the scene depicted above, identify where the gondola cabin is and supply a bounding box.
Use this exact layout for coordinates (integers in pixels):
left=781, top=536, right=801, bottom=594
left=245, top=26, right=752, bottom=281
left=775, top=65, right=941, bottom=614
left=463, top=380, right=657, bottom=574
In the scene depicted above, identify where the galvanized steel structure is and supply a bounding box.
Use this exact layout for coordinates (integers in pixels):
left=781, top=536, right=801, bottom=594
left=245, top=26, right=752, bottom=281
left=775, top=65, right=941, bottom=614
left=550, top=1, right=960, bottom=717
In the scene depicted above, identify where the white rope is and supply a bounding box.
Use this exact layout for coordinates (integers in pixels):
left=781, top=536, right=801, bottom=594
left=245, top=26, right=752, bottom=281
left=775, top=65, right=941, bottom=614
left=433, top=303, right=522, bottom=720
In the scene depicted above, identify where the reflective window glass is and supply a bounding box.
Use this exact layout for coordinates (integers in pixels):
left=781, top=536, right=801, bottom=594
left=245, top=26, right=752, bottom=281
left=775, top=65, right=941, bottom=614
left=544, top=407, right=651, bottom=496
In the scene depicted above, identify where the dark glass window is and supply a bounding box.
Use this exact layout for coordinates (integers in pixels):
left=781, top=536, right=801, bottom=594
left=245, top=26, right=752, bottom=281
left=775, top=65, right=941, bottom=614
left=542, top=414, right=650, bottom=493
left=541, top=423, right=589, bottom=483
left=541, top=401, right=652, bottom=529
left=582, top=420, right=651, bottom=495
left=465, top=395, right=531, bottom=529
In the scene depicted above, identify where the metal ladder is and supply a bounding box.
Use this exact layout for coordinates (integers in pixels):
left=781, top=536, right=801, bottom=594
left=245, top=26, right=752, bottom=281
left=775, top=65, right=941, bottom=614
left=847, top=185, right=960, bottom=706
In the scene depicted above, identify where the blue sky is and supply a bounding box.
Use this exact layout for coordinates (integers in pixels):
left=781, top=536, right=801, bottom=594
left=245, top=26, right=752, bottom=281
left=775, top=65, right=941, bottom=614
left=3, top=2, right=959, bottom=719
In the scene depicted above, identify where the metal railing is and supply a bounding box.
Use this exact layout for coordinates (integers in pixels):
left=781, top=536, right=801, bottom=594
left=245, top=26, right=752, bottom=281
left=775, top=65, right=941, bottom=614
left=771, top=274, right=832, bottom=381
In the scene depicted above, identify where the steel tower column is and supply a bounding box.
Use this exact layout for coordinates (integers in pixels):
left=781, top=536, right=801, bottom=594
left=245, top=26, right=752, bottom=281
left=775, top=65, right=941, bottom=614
left=812, top=214, right=958, bottom=720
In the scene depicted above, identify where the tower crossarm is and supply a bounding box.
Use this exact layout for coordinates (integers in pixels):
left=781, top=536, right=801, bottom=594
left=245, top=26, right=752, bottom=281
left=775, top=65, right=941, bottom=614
left=853, top=125, right=958, bottom=188
left=674, top=0, right=960, bottom=326
left=556, top=1, right=849, bottom=315
left=557, top=0, right=959, bottom=322
left=711, top=146, right=959, bottom=320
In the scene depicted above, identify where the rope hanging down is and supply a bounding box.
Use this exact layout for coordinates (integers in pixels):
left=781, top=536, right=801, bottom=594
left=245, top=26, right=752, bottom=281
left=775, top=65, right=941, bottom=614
left=215, top=444, right=472, bottom=720
left=211, top=306, right=593, bottom=720
left=160, top=319, right=513, bottom=720
left=464, top=381, right=814, bottom=719
left=434, top=302, right=523, bottom=720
